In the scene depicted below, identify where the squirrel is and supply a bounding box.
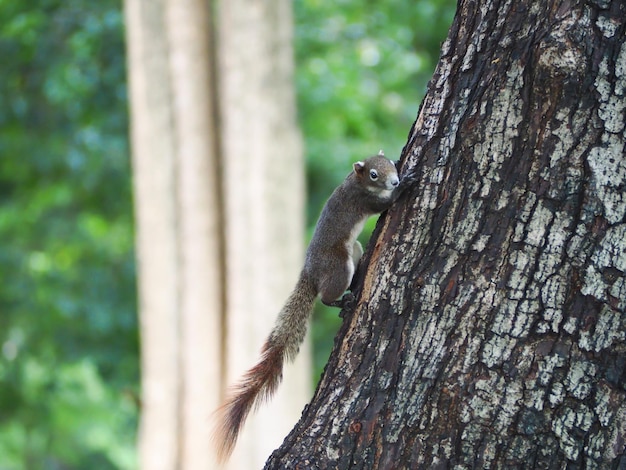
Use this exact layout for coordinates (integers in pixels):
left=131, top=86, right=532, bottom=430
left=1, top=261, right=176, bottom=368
left=213, top=151, right=414, bottom=461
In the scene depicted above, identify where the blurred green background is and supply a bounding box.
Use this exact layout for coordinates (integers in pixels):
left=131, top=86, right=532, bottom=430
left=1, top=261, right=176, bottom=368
left=0, top=0, right=454, bottom=467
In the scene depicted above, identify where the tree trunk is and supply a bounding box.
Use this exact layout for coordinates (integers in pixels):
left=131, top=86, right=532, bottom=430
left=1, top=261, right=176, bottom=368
left=266, top=0, right=626, bottom=468
left=164, top=0, right=223, bottom=467
left=125, top=0, right=307, bottom=467
left=126, top=0, right=224, bottom=466
left=217, top=0, right=309, bottom=468
left=125, top=1, right=183, bottom=468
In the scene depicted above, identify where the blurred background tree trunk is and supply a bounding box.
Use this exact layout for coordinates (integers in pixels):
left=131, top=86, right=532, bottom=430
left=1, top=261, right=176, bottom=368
left=125, top=0, right=307, bottom=468
left=125, top=0, right=185, bottom=468
left=217, top=0, right=309, bottom=469
left=267, top=0, right=626, bottom=468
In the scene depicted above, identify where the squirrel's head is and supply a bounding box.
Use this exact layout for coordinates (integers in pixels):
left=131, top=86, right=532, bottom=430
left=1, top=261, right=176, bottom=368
left=353, top=154, right=400, bottom=196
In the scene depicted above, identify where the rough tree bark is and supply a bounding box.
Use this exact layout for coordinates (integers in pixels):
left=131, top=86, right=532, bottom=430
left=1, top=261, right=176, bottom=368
left=266, top=0, right=626, bottom=468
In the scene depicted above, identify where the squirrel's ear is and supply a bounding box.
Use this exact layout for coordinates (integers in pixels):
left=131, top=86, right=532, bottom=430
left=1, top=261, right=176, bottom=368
left=378, top=149, right=385, bottom=156
left=353, top=161, right=365, bottom=175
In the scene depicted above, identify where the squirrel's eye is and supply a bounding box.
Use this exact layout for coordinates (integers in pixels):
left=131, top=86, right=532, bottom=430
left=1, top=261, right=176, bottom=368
left=369, top=170, right=378, bottom=180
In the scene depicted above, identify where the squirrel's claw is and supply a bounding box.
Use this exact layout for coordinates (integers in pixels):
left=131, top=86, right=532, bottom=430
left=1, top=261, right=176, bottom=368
left=324, top=291, right=356, bottom=311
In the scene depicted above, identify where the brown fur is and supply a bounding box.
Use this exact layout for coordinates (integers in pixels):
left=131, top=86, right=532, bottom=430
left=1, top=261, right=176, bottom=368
left=213, top=274, right=318, bottom=461
left=213, top=342, right=285, bottom=462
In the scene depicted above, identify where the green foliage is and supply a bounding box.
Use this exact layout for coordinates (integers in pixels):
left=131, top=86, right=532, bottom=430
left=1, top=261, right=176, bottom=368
left=294, top=0, right=457, bottom=378
left=0, top=0, right=455, bottom=465
left=0, top=0, right=137, bottom=468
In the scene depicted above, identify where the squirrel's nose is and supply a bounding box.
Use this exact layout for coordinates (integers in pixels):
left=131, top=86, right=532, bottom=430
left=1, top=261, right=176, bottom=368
left=391, top=177, right=399, bottom=187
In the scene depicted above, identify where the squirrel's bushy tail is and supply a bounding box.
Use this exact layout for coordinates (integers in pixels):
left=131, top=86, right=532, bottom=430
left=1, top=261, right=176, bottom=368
left=213, top=273, right=317, bottom=462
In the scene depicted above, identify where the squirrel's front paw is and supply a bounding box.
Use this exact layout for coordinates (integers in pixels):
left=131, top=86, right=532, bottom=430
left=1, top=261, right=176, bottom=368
left=401, top=168, right=418, bottom=185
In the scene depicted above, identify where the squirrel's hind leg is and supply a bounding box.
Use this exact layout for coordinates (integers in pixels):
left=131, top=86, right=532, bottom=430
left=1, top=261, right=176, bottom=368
left=319, top=256, right=352, bottom=306
left=319, top=252, right=358, bottom=311
left=321, top=291, right=356, bottom=311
